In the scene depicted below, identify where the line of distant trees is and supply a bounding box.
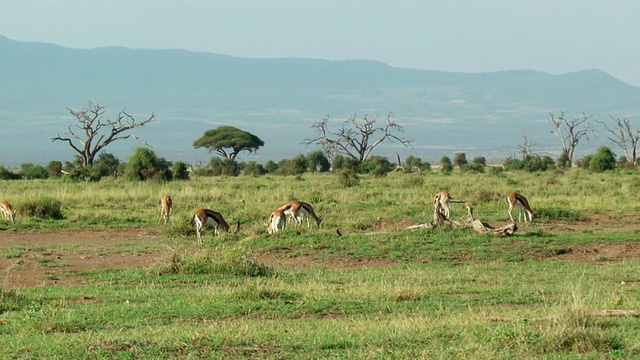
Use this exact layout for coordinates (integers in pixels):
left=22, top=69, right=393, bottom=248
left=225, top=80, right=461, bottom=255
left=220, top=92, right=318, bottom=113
left=0, top=101, right=634, bottom=181
left=0, top=144, right=623, bottom=182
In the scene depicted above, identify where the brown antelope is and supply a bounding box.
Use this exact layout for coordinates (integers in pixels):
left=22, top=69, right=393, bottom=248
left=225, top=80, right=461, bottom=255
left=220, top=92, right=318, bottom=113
left=506, top=192, right=535, bottom=223
left=275, top=201, right=322, bottom=229
left=433, top=191, right=451, bottom=219
left=160, top=195, right=172, bottom=224
left=267, top=208, right=287, bottom=234
left=0, top=200, right=16, bottom=222
left=193, top=209, right=230, bottom=244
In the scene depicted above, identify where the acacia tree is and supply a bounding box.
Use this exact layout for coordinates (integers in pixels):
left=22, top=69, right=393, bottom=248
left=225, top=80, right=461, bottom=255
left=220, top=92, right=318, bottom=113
left=549, top=112, right=595, bottom=168
left=596, top=115, right=640, bottom=166
left=193, top=126, right=264, bottom=160
left=303, top=113, right=412, bottom=163
left=52, top=102, right=154, bottom=167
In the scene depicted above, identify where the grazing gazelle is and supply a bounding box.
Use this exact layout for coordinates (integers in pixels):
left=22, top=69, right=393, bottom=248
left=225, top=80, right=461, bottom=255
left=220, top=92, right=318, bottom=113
left=0, top=200, right=16, bottom=222
left=275, top=201, right=322, bottom=229
left=267, top=208, right=287, bottom=234
left=160, top=195, right=173, bottom=224
left=193, top=208, right=230, bottom=244
left=506, top=192, right=535, bottom=223
left=433, top=191, right=451, bottom=219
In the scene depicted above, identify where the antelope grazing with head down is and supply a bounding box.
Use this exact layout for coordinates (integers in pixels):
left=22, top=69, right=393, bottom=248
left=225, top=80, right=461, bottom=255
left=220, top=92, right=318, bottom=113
left=506, top=192, right=535, bottom=223
left=275, top=201, right=322, bottom=229
left=193, top=208, right=230, bottom=245
left=0, top=200, right=16, bottom=222
left=160, top=195, right=172, bottom=224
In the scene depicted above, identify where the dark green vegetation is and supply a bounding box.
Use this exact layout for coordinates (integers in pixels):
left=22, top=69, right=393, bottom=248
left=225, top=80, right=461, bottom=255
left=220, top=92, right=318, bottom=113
left=1, top=170, right=640, bottom=358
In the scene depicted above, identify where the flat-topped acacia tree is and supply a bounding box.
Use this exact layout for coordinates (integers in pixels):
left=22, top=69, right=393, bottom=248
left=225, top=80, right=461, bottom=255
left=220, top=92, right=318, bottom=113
left=193, top=126, right=264, bottom=160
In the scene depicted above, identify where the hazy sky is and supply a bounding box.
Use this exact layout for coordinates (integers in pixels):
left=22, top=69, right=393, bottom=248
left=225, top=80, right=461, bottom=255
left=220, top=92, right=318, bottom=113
left=2, top=0, right=639, bottom=86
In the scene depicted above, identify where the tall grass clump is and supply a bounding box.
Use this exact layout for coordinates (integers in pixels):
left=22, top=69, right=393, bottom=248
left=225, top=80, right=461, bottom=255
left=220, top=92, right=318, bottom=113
left=151, top=245, right=272, bottom=277
left=18, top=196, right=64, bottom=220
left=535, top=290, right=626, bottom=355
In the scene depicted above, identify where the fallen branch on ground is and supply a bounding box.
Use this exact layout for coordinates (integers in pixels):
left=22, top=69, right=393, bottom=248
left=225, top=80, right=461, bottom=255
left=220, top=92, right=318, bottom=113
left=406, top=203, right=518, bottom=236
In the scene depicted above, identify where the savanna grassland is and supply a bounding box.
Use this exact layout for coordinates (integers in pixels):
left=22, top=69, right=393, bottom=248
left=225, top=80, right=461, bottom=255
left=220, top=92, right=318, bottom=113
left=1, top=169, right=640, bottom=359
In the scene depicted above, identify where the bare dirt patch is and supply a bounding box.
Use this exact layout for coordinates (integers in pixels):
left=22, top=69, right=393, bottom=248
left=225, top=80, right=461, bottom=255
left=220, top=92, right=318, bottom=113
left=1, top=211, right=640, bottom=289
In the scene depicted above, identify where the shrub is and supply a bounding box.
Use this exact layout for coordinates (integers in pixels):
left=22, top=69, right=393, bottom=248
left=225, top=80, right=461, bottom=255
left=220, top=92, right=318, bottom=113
left=94, top=153, right=121, bottom=178
left=20, top=164, right=48, bottom=180
left=172, top=160, right=190, bottom=180
left=19, top=196, right=64, bottom=220
left=338, top=169, right=360, bottom=188
left=0, top=166, right=20, bottom=180
left=453, top=152, right=468, bottom=168
left=123, top=147, right=172, bottom=181
left=472, top=156, right=486, bottom=166
left=440, top=156, right=453, bottom=174
left=47, top=161, right=62, bottom=179
left=461, top=163, right=485, bottom=173
left=589, top=146, right=616, bottom=172
left=306, top=150, right=330, bottom=172
left=277, top=155, right=307, bottom=175
left=264, top=160, right=279, bottom=173
left=152, top=246, right=271, bottom=277
left=242, top=161, right=266, bottom=176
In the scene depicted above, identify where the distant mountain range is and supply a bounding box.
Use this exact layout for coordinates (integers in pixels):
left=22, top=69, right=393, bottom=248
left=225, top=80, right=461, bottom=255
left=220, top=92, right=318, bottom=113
left=1, top=34, right=639, bottom=166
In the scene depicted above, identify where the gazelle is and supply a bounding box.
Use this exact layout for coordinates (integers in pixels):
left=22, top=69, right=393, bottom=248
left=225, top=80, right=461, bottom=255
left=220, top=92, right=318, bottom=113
left=267, top=208, right=287, bottom=234
left=433, top=191, right=451, bottom=219
left=160, top=195, right=172, bottom=224
left=506, top=192, right=535, bottom=223
left=275, top=201, right=322, bottom=229
left=0, top=200, right=16, bottom=222
left=193, top=208, right=230, bottom=245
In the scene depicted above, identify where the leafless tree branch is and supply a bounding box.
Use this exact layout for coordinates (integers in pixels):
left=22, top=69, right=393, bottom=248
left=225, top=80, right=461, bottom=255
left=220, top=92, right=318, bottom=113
left=51, top=101, right=154, bottom=167
left=303, top=113, right=412, bottom=163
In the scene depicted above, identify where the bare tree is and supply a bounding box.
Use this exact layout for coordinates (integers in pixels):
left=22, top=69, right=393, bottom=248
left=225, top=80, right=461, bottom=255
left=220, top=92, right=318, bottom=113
left=518, top=136, right=535, bottom=160
left=303, top=113, right=412, bottom=163
left=596, top=115, right=640, bottom=166
left=52, top=102, right=154, bottom=167
left=549, top=112, right=595, bottom=168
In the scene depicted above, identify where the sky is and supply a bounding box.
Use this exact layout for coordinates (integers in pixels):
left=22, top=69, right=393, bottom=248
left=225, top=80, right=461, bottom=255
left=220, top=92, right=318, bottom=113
left=1, top=0, right=639, bottom=86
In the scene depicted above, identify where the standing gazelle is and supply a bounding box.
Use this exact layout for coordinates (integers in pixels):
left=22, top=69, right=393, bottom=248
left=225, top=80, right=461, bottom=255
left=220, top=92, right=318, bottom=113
left=267, top=208, right=287, bottom=234
left=506, top=192, right=535, bottom=223
left=160, top=195, right=173, bottom=224
left=0, top=200, right=16, bottom=222
left=193, top=208, right=230, bottom=245
left=433, top=191, right=451, bottom=219
left=275, top=201, right=322, bottom=229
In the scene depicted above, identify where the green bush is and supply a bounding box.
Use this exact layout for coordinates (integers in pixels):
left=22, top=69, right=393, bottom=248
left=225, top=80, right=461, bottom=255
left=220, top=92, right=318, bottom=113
left=589, top=146, right=616, bottom=172
left=123, top=147, right=172, bottom=181
left=19, top=196, right=64, bottom=220
left=338, top=169, right=360, bottom=188
left=0, top=166, right=20, bottom=180
left=152, top=246, right=271, bottom=277
left=20, top=163, right=48, bottom=180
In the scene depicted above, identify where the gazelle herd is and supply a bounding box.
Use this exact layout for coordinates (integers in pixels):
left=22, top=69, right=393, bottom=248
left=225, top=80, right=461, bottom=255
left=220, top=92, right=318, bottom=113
left=155, top=189, right=533, bottom=244
left=0, top=188, right=533, bottom=243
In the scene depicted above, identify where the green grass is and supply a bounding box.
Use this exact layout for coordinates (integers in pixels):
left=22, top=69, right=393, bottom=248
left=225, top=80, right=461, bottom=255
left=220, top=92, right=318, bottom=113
left=1, top=169, right=640, bottom=358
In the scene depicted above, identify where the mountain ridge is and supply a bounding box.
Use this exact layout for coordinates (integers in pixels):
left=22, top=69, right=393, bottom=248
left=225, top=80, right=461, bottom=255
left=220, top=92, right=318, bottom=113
left=1, top=35, right=639, bottom=166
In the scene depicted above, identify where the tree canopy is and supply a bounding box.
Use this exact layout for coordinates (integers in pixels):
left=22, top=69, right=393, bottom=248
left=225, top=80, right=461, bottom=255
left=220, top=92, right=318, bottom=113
left=193, top=126, right=264, bottom=160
